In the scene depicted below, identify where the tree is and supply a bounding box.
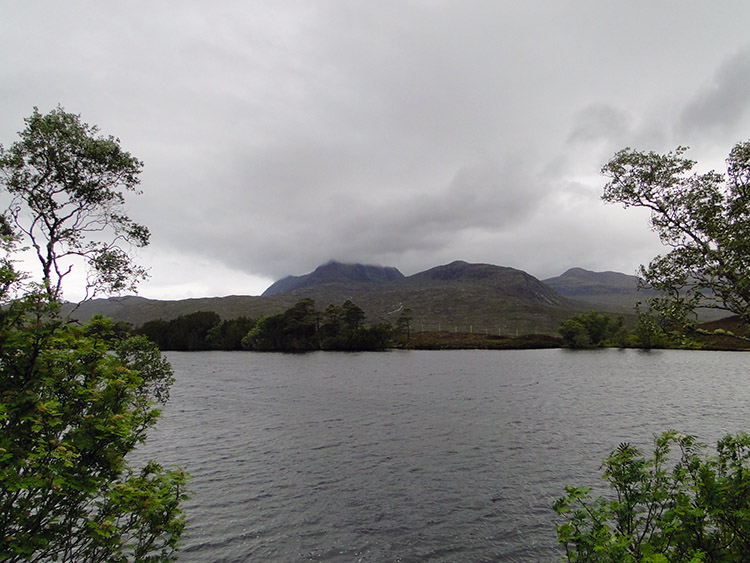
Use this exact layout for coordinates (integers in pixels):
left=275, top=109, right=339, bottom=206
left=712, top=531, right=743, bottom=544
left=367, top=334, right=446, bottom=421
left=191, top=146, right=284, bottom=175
left=602, top=142, right=750, bottom=327
left=241, top=299, right=318, bottom=352
left=341, top=300, right=365, bottom=331
left=0, top=309, right=187, bottom=562
left=0, top=109, right=187, bottom=562
left=242, top=299, right=391, bottom=352
left=396, top=308, right=413, bottom=341
left=140, top=311, right=220, bottom=351
left=554, top=431, right=750, bottom=561
left=318, top=301, right=392, bottom=351
left=558, top=312, right=625, bottom=348
left=205, top=316, right=257, bottom=350
left=0, top=106, right=149, bottom=302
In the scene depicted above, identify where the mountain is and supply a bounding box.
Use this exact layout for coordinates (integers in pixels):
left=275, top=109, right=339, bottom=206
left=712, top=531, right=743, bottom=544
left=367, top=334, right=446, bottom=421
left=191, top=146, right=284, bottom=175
left=262, top=260, right=404, bottom=296
left=543, top=267, right=728, bottom=321
left=70, top=261, right=626, bottom=335
left=406, top=261, right=564, bottom=305
left=543, top=267, right=653, bottom=311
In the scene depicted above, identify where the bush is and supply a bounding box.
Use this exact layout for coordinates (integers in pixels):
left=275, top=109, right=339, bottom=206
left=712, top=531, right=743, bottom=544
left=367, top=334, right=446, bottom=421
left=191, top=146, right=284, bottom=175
left=559, top=313, right=624, bottom=348
left=554, top=431, right=750, bottom=561
left=0, top=107, right=187, bottom=561
left=0, top=301, right=188, bottom=561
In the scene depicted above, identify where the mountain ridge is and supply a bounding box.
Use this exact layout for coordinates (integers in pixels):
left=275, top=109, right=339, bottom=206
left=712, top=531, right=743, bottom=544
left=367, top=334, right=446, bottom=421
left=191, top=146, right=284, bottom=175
left=68, top=261, right=650, bottom=334
left=542, top=267, right=654, bottom=311
left=262, top=260, right=405, bottom=296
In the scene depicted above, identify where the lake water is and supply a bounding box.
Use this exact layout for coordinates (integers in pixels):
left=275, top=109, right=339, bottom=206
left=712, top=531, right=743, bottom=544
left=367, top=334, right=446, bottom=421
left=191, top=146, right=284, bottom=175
left=135, top=349, right=750, bottom=562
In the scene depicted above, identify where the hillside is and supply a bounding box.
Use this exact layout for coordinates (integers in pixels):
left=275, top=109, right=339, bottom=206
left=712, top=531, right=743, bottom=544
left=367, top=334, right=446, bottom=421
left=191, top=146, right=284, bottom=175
left=263, top=261, right=404, bottom=296
left=543, top=267, right=727, bottom=321
left=70, top=261, right=626, bottom=335
left=543, top=267, right=654, bottom=311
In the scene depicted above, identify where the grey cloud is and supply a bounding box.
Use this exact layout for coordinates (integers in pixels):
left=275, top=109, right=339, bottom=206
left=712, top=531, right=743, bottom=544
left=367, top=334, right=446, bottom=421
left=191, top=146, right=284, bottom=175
left=680, top=49, right=750, bottom=137
left=203, top=155, right=540, bottom=277
left=153, top=152, right=547, bottom=281
left=3, top=2, right=750, bottom=298
left=568, top=105, right=631, bottom=146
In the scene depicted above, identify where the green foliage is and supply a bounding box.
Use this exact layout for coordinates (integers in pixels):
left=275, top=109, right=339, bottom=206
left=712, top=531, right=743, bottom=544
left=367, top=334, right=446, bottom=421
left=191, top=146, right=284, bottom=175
left=602, top=142, right=750, bottom=327
left=241, top=299, right=393, bottom=351
left=555, top=431, right=750, bottom=562
left=138, top=311, right=221, bottom=351
left=558, top=312, right=625, bottom=348
left=396, top=308, right=413, bottom=341
left=205, top=316, right=257, bottom=350
left=0, top=108, right=187, bottom=561
left=319, top=322, right=393, bottom=351
left=0, top=106, right=149, bottom=301
left=243, top=299, right=319, bottom=352
left=632, top=303, right=703, bottom=349
left=0, top=300, right=187, bottom=562
left=316, top=300, right=388, bottom=350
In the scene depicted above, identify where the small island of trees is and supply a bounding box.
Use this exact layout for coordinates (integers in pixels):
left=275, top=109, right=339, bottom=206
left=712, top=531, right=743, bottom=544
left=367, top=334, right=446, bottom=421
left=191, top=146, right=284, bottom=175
left=137, top=299, right=395, bottom=352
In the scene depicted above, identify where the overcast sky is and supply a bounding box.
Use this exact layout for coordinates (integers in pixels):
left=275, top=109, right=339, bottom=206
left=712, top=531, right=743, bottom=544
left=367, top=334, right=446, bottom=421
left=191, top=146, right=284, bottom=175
left=3, top=1, right=750, bottom=300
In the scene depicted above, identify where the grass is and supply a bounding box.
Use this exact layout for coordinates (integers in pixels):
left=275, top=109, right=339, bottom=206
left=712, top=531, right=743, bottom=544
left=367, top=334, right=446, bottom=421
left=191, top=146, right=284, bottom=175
left=394, top=331, right=562, bottom=350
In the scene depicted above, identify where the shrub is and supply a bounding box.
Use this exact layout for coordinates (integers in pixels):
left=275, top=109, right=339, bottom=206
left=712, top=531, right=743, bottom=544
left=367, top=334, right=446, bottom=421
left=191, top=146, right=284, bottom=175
left=554, top=431, right=750, bottom=561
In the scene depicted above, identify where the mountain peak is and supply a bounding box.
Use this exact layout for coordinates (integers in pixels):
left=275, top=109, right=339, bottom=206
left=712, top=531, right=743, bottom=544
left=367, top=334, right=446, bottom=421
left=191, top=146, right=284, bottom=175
left=414, top=260, right=521, bottom=281
left=545, top=268, right=640, bottom=291
left=406, top=261, right=567, bottom=306
left=262, top=261, right=404, bottom=296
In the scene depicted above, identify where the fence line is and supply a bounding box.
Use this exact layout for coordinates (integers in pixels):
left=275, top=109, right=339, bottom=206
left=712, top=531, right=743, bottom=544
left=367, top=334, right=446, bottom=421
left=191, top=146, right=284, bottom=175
left=408, top=323, right=552, bottom=336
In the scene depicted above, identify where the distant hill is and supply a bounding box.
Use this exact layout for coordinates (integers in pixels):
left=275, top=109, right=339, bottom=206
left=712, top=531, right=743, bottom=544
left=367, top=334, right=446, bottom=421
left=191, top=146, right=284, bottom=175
left=262, top=260, right=404, bottom=296
left=408, top=261, right=564, bottom=305
left=70, top=261, right=638, bottom=335
left=542, top=267, right=730, bottom=322
left=543, top=267, right=654, bottom=311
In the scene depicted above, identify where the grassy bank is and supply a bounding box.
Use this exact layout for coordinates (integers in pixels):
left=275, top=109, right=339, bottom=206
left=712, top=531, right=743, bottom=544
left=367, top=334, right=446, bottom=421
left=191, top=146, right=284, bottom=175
left=394, top=331, right=562, bottom=350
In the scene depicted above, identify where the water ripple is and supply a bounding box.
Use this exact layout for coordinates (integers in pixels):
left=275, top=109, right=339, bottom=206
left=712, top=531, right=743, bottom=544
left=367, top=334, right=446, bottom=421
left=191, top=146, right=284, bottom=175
left=132, top=349, right=750, bottom=561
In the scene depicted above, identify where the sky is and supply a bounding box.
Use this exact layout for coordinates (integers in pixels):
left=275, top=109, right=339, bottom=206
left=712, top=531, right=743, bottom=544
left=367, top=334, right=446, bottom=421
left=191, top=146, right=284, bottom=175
left=2, top=1, right=750, bottom=300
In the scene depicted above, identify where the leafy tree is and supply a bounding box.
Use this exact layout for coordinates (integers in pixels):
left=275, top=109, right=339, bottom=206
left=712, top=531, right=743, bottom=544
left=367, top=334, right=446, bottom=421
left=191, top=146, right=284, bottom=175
left=341, top=300, right=365, bottom=331
left=242, top=300, right=318, bottom=352
left=0, top=106, right=149, bottom=302
left=277, top=298, right=318, bottom=350
left=554, top=431, right=750, bottom=562
left=558, top=312, right=624, bottom=348
left=242, top=299, right=392, bottom=352
left=602, top=142, right=750, bottom=327
left=206, top=316, right=256, bottom=350
left=163, top=311, right=220, bottom=351
left=630, top=303, right=703, bottom=350
left=138, top=315, right=263, bottom=352
left=396, top=308, right=413, bottom=341
left=137, top=319, right=170, bottom=350
left=0, top=108, right=187, bottom=561
left=318, top=301, right=392, bottom=351
left=319, top=304, right=345, bottom=340
left=0, top=307, right=187, bottom=562
left=558, top=318, right=591, bottom=348
left=337, top=323, right=393, bottom=351
left=242, top=314, right=287, bottom=351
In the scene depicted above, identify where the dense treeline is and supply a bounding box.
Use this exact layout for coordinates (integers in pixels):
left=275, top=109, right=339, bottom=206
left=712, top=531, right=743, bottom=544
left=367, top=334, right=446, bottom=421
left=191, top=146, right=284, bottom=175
left=136, top=299, right=394, bottom=351
left=558, top=312, right=628, bottom=348
left=139, top=311, right=223, bottom=351
left=557, top=310, right=691, bottom=349
left=245, top=298, right=393, bottom=351
left=556, top=309, right=749, bottom=350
